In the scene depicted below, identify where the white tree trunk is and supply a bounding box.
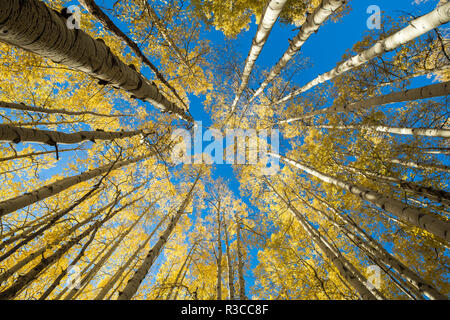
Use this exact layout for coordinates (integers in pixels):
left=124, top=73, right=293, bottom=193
left=250, top=0, right=346, bottom=103
left=0, top=101, right=131, bottom=118
left=0, top=0, right=192, bottom=122
left=272, top=3, right=450, bottom=106
left=79, top=0, right=187, bottom=109
left=270, top=153, right=450, bottom=243
left=389, top=158, right=450, bottom=174
left=94, top=213, right=169, bottom=300
left=117, top=172, right=201, bottom=300
left=0, top=154, right=151, bottom=217
left=278, top=81, right=450, bottom=124
left=229, top=0, right=288, bottom=114
left=269, top=182, right=382, bottom=299
left=0, top=124, right=145, bottom=145
left=306, top=124, right=450, bottom=138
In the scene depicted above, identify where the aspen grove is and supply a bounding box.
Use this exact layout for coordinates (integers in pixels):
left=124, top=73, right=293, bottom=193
left=0, top=0, right=448, bottom=300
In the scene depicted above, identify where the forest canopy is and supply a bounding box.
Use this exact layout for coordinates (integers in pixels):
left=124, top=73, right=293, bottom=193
left=0, top=0, right=448, bottom=301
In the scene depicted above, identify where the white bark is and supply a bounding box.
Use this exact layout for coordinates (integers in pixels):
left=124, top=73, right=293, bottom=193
left=79, top=0, right=187, bottom=109
left=0, top=154, right=151, bottom=217
left=389, top=158, right=450, bottom=174
left=117, top=172, right=201, bottom=300
left=0, top=0, right=193, bottom=122
left=269, top=182, right=381, bottom=300
left=278, top=81, right=450, bottom=124
left=0, top=124, right=145, bottom=145
left=307, top=124, right=450, bottom=138
left=272, top=3, right=450, bottom=106
left=270, top=153, right=450, bottom=243
left=94, top=213, right=169, bottom=300
left=0, top=101, right=131, bottom=118
left=229, top=0, right=288, bottom=114
left=250, top=0, right=346, bottom=103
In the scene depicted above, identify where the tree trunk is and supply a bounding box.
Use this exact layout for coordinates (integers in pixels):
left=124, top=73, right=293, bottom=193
left=0, top=124, right=146, bottom=146
left=79, top=0, right=187, bottom=109
left=223, top=212, right=235, bottom=300
left=117, top=171, right=202, bottom=300
left=278, top=81, right=450, bottom=124
left=229, top=0, right=288, bottom=114
left=234, top=211, right=247, bottom=300
left=0, top=154, right=151, bottom=217
left=250, top=0, right=346, bottom=103
left=270, top=153, right=450, bottom=243
left=272, top=3, right=450, bottom=106
left=305, top=123, right=450, bottom=138
left=0, top=0, right=193, bottom=122
left=94, top=213, right=169, bottom=300
left=268, top=180, right=382, bottom=300
left=0, top=100, right=131, bottom=118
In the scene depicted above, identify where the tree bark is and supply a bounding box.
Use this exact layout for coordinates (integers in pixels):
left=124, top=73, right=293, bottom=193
left=0, top=100, right=131, bottom=118
left=272, top=3, right=450, bottom=106
left=250, top=0, right=346, bottom=103
left=117, top=171, right=202, bottom=299
left=278, top=81, right=450, bottom=124
left=270, top=153, right=450, bottom=243
left=229, top=0, right=288, bottom=114
left=0, top=0, right=193, bottom=122
left=0, top=154, right=152, bottom=217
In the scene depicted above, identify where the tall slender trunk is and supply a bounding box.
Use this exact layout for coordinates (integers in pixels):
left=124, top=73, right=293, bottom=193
left=271, top=3, right=450, bottom=106
left=388, top=158, right=450, bottom=174
left=215, top=205, right=223, bottom=300
left=63, top=201, right=157, bottom=300
left=79, top=0, right=187, bottom=110
left=0, top=0, right=192, bottom=122
left=229, top=0, right=288, bottom=114
left=94, top=213, right=169, bottom=300
left=0, top=153, right=151, bottom=217
left=166, top=241, right=197, bottom=300
left=234, top=211, right=246, bottom=300
left=250, top=0, right=346, bottom=103
left=267, top=180, right=382, bottom=300
left=305, top=123, right=450, bottom=138
left=38, top=217, right=102, bottom=300
left=0, top=100, right=131, bottom=118
left=294, top=185, right=447, bottom=300
left=223, top=212, right=235, bottom=300
left=270, top=153, right=450, bottom=242
left=0, top=124, right=146, bottom=146
left=344, top=166, right=450, bottom=207
left=277, top=81, right=450, bottom=124
left=117, top=172, right=202, bottom=300
left=0, top=201, right=121, bottom=299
